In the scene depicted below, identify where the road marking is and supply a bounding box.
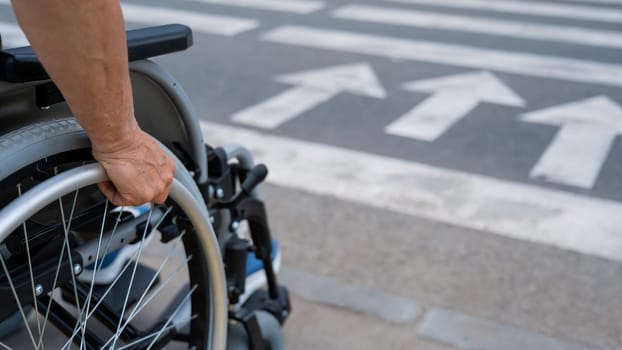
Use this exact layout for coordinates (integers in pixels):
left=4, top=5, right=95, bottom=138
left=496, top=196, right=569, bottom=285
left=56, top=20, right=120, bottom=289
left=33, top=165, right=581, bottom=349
left=262, top=26, right=622, bottom=88
left=0, top=22, right=28, bottom=48
left=0, top=1, right=258, bottom=37
left=188, top=0, right=324, bottom=14
left=333, top=4, right=622, bottom=49
left=201, top=122, right=622, bottom=262
left=385, top=71, right=524, bottom=141
left=522, top=96, right=622, bottom=189
left=386, top=0, right=622, bottom=23
left=418, top=308, right=594, bottom=350
left=280, top=267, right=421, bottom=323
left=564, top=0, right=622, bottom=4
left=121, top=3, right=258, bottom=36
left=565, top=0, right=622, bottom=4
left=232, top=63, right=386, bottom=129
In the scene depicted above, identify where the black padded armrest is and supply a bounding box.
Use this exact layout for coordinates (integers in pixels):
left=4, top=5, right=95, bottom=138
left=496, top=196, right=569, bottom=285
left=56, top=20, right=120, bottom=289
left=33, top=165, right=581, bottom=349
left=0, top=24, right=193, bottom=83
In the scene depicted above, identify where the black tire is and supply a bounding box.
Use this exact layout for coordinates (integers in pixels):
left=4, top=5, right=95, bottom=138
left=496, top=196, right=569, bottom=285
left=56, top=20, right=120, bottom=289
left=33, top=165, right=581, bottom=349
left=227, top=311, right=285, bottom=350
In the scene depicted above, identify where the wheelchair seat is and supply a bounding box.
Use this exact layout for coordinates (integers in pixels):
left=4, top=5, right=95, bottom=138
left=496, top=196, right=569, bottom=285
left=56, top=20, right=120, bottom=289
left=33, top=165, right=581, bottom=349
left=0, top=24, right=192, bottom=83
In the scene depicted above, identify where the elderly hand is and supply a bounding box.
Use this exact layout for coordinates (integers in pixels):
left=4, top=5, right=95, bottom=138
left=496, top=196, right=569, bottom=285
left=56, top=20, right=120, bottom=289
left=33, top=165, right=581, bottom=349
left=92, top=128, right=176, bottom=206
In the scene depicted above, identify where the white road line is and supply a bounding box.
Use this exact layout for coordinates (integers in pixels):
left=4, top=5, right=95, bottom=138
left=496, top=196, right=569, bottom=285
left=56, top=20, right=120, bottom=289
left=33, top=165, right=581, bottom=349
left=232, top=63, right=386, bottom=129
left=262, top=26, right=622, bottom=87
left=187, top=0, right=324, bottom=14
left=121, top=3, right=258, bottom=36
left=0, top=22, right=28, bottom=48
left=333, top=5, right=622, bottom=49
left=564, top=0, right=622, bottom=4
left=201, top=122, right=622, bottom=262
left=566, top=0, right=622, bottom=4
left=386, top=0, right=622, bottom=23
left=233, top=86, right=337, bottom=128
left=0, top=2, right=258, bottom=38
left=386, top=71, right=524, bottom=141
left=522, top=96, right=622, bottom=189
left=466, top=0, right=622, bottom=5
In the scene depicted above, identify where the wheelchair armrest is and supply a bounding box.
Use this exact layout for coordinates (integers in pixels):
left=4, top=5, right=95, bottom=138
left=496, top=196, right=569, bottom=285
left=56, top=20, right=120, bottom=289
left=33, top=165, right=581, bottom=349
left=0, top=24, right=193, bottom=83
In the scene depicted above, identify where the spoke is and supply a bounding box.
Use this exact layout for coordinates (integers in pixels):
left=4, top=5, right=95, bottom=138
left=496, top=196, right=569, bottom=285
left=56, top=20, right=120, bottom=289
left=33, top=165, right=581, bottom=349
left=125, top=229, right=186, bottom=323
left=38, top=190, right=81, bottom=349
left=109, top=208, right=154, bottom=349
left=107, top=230, right=186, bottom=342
left=17, top=183, right=42, bottom=344
left=116, top=314, right=197, bottom=350
left=124, top=256, right=193, bottom=329
left=92, top=208, right=126, bottom=277
left=78, top=200, right=110, bottom=350
left=0, top=254, right=38, bottom=349
left=146, top=285, right=198, bottom=350
left=58, top=190, right=84, bottom=348
left=100, top=249, right=192, bottom=349
left=60, top=249, right=138, bottom=350
left=63, top=205, right=174, bottom=349
left=0, top=341, right=13, bottom=350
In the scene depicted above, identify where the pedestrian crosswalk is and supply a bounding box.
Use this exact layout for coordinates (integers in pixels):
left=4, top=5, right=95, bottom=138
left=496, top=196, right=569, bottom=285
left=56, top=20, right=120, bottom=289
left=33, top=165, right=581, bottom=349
left=187, top=0, right=324, bottom=14
left=332, top=4, right=622, bottom=49
left=0, top=21, right=27, bottom=48
left=121, top=3, right=259, bottom=36
left=262, top=26, right=622, bottom=87
left=1, top=0, right=621, bottom=261
left=386, top=0, right=622, bottom=23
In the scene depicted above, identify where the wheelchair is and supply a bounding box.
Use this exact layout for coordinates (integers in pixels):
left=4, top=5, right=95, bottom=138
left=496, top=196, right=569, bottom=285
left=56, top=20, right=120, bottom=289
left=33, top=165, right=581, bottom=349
left=0, top=24, right=291, bottom=349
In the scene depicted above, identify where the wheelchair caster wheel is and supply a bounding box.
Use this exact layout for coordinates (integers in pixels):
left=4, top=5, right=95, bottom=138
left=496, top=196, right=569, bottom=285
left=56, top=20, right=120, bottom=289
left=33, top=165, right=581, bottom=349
left=227, top=310, right=285, bottom=350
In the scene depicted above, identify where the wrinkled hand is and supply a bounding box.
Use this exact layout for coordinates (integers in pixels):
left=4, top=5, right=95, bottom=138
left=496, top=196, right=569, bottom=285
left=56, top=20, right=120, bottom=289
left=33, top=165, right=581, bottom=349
left=92, top=129, right=176, bottom=206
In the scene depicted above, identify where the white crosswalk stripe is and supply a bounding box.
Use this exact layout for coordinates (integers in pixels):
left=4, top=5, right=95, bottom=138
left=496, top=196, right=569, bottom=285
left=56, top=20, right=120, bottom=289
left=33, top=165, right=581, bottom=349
left=564, top=0, right=622, bottom=4
left=121, top=3, right=259, bottom=36
left=0, top=1, right=260, bottom=37
left=201, top=122, right=622, bottom=262
left=187, top=0, right=324, bottom=14
left=0, top=21, right=28, bottom=48
left=457, top=0, right=622, bottom=4
left=386, top=0, right=622, bottom=23
left=333, top=4, right=622, bottom=49
left=262, top=26, right=622, bottom=87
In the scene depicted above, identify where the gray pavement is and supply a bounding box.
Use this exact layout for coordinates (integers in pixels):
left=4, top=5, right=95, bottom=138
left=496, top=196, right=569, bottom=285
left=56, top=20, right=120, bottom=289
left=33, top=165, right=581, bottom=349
left=2, top=0, right=622, bottom=348
left=264, top=184, right=621, bottom=350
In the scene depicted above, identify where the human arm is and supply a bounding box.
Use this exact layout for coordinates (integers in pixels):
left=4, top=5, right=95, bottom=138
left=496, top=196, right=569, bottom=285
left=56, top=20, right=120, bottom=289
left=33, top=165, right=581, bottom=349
left=11, top=0, right=175, bottom=205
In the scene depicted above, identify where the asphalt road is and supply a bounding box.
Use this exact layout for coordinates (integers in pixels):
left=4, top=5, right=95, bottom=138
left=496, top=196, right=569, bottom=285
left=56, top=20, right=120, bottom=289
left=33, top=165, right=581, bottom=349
left=2, top=0, right=622, bottom=349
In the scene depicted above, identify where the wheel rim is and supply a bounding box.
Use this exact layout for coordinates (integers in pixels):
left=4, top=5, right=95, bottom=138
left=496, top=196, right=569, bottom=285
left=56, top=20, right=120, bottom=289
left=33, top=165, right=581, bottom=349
left=0, top=164, right=227, bottom=350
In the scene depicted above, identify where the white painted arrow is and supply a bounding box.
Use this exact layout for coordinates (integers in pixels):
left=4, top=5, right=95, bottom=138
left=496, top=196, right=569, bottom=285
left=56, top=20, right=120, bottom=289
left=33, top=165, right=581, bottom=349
left=232, top=63, right=386, bottom=129
left=522, top=96, right=622, bottom=189
left=385, top=71, right=525, bottom=141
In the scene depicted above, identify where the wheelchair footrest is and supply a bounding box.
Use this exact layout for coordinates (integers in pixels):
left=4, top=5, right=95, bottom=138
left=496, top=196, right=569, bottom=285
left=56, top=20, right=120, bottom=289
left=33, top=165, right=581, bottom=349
left=62, top=262, right=159, bottom=315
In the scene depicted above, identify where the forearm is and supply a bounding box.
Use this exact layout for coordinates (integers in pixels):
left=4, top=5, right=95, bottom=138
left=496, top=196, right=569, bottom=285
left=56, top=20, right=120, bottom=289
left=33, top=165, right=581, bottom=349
left=11, top=0, right=137, bottom=153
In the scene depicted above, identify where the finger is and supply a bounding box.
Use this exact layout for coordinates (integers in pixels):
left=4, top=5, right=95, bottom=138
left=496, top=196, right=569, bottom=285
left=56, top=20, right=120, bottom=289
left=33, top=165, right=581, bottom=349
left=98, top=181, right=134, bottom=206
left=97, top=181, right=118, bottom=203
left=154, top=166, right=174, bottom=204
left=153, top=191, right=168, bottom=205
left=153, top=181, right=171, bottom=204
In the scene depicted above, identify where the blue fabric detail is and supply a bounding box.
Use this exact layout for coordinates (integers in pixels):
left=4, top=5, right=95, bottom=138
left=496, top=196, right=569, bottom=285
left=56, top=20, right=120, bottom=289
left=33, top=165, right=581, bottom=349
left=246, top=240, right=279, bottom=276
left=85, top=249, right=120, bottom=270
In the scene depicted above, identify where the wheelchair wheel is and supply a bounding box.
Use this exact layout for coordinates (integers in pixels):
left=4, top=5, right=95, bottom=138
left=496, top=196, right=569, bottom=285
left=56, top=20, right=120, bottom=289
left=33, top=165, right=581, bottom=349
left=227, top=311, right=284, bottom=350
left=0, top=119, right=227, bottom=349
